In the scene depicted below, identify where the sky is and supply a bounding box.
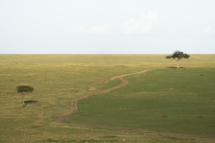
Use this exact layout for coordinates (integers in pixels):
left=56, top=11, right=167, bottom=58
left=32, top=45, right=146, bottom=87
left=0, top=0, right=215, bottom=54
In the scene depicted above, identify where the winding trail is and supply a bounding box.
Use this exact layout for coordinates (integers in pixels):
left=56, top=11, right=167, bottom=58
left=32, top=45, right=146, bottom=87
left=55, top=69, right=214, bottom=139
left=56, top=69, right=154, bottom=122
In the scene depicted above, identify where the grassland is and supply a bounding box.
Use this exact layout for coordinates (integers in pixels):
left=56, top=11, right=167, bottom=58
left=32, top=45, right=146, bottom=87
left=66, top=68, right=215, bottom=136
left=0, top=54, right=215, bottom=143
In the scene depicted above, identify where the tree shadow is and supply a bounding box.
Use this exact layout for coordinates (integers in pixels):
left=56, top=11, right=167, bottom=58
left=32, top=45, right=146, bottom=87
left=168, top=67, right=184, bottom=68
left=24, top=100, right=38, bottom=107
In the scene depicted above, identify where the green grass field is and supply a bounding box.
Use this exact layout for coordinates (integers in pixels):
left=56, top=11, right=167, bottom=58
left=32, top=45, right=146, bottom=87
left=0, top=54, right=215, bottom=143
left=65, top=68, right=215, bottom=136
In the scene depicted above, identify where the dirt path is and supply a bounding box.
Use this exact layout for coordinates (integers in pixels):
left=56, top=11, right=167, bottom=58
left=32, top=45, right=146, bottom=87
left=55, top=69, right=214, bottom=139
left=56, top=69, right=154, bottom=122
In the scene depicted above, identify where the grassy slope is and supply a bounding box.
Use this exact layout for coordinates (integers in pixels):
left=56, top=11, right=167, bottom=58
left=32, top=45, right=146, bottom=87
left=66, top=68, right=215, bottom=136
left=0, top=54, right=215, bottom=143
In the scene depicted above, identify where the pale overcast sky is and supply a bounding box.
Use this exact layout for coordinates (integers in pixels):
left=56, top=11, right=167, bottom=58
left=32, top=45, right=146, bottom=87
left=0, top=0, right=215, bottom=54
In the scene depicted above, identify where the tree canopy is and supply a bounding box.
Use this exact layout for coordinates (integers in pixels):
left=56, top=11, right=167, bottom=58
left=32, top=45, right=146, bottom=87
left=17, top=85, right=34, bottom=107
left=166, top=51, right=190, bottom=68
left=166, top=51, right=189, bottom=60
left=17, top=85, right=34, bottom=93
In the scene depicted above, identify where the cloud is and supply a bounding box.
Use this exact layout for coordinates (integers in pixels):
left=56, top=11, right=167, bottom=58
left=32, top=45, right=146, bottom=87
left=89, top=24, right=110, bottom=34
left=123, top=12, right=160, bottom=34
left=202, top=26, right=214, bottom=35
left=78, top=12, right=159, bottom=35
left=77, top=24, right=87, bottom=33
left=78, top=23, right=110, bottom=34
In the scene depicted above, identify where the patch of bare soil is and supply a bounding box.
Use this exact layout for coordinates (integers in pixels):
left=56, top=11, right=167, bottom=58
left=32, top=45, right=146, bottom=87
left=169, top=88, right=174, bottom=91
left=162, top=114, right=168, bottom=118
left=197, top=115, right=203, bottom=118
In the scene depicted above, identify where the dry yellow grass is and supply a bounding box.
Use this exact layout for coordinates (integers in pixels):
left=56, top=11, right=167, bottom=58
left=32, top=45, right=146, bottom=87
left=0, top=54, right=215, bottom=143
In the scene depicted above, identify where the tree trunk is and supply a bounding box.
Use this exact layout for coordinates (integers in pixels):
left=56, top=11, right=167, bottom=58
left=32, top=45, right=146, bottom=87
left=22, top=93, right=25, bottom=107
left=177, top=59, right=179, bottom=69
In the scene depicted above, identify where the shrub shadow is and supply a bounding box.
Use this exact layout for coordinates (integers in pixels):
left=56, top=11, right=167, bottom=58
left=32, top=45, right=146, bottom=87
left=168, top=67, right=184, bottom=68
left=24, top=101, right=38, bottom=107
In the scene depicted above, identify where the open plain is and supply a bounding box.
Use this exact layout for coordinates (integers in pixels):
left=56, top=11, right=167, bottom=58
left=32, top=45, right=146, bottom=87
left=0, top=54, right=215, bottom=143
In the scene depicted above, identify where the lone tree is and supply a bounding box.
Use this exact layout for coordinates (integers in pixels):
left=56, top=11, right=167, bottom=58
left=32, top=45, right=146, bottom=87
left=166, top=51, right=189, bottom=68
left=16, top=85, right=34, bottom=107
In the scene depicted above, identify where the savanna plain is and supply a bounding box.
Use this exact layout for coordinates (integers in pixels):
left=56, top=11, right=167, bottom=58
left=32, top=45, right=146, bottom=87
left=0, top=54, right=215, bottom=143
